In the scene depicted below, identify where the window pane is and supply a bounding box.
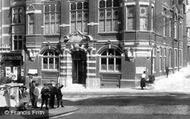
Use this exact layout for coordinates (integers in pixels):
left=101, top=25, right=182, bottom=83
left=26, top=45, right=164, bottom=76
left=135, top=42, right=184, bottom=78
left=45, top=23, right=49, bottom=34
left=106, top=9, right=112, bottom=19
left=113, top=9, right=119, bottom=19
left=127, top=6, right=135, bottom=17
left=83, top=12, right=88, bottom=21
left=55, top=58, right=59, bottom=69
left=128, top=18, right=135, bottom=30
left=51, top=14, right=55, bottom=22
left=83, top=2, right=88, bottom=9
left=140, top=18, right=148, bottom=30
left=83, top=22, right=88, bottom=33
left=116, top=58, right=121, bottom=71
left=106, top=19, right=112, bottom=31
left=71, top=12, right=76, bottom=21
left=51, top=23, right=55, bottom=34
left=49, top=58, right=54, bottom=69
left=108, top=58, right=114, bottom=70
left=115, top=50, right=120, bottom=56
left=99, top=0, right=105, bottom=8
left=51, top=4, right=55, bottom=12
left=101, top=58, right=107, bottom=70
left=71, top=22, right=76, bottom=33
left=99, top=20, right=105, bottom=32
left=43, top=58, right=48, bottom=69
left=106, top=0, right=112, bottom=7
left=77, top=12, right=82, bottom=21
left=45, top=14, right=49, bottom=23
left=113, top=20, right=118, bottom=31
left=45, top=5, right=49, bottom=13
left=19, top=40, right=22, bottom=49
left=99, top=10, right=105, bottom=20
left=114, top=0, right=120, bottom=7
left=14, top=40, right=17, bottom=50
left=108, top=49, right=114, bottom=56
left=71, top=3, right=76, bottom=10
left=140, top=6, right=148, bottom=17
left=77, top=21, right=82, bottom=31
left=102, top=50, right=107, bottom=56
left=77, top=2, right=82, bottom=9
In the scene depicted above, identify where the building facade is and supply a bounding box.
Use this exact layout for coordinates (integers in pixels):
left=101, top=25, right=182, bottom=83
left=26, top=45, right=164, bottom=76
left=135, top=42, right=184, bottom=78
left=0, top=0, right=25, bottom=83
left=186, top=1, right=190, bottom=65
left=2, top=0, right=186, bottom=88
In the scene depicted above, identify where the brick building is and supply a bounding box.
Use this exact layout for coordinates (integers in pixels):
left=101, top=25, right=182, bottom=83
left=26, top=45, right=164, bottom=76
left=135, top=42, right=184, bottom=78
left=0, top=0, right=25, bottom=82
left=3, top=0, right=186, bottom=88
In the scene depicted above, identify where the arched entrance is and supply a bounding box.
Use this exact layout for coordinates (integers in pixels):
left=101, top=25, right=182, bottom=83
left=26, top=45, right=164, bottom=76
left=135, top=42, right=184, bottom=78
left=71, top=50, right=87, bottom=84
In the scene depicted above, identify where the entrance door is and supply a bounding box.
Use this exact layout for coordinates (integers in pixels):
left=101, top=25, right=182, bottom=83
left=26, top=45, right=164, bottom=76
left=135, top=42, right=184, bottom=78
left=72, top=51, right=87, bottom=84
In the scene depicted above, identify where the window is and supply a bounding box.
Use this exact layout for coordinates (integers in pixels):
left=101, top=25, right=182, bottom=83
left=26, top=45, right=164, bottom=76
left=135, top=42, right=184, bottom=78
left=99, top=0, right=120, bottom=32
left=168, top=18, right=172, bottom=37
left=70, top=1, right=89, bottom=33
left=12, top=7, right=24, bottom=24
left=169, top=49, right=172, bottom=68
left=174, top=14, right=177, bottom=39
left=179, top=50, right=183, bottom=67
left=13, top=35, right=23, bottom=50
left=126, top=5, right=135, bottom=30
left=174, top=49, right=178, bottom=67
left=151, top=7, right=154, bottom=31
left=100, top=49, right=121, bottom=72
left=163, top=8, right=167, bottom=36
left=152, top=48, right=156, bottom=73
left=163, top=48, right=166, bottom=71
left=42, top=49, right=59, bottom=70
left=43, top=2, right=61, bottom=35
left=140, top=5, right=148, bottom=30
left=28, top=14, right=34, bottom=34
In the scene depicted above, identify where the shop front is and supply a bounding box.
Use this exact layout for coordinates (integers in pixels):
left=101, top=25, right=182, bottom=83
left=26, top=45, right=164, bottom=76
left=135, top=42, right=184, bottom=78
left=1, top=52, right=23, bottom=83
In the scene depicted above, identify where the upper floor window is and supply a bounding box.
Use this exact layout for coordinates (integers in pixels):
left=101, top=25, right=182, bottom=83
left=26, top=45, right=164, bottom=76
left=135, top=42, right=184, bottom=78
left=139, top=5, right=148, bottom=31
left=126, top=5, right=136, bottom=30
left=163, top=8, right=167, bottom=36
left=151, top=7, right=154, bottom=31
left=28, top=14, right=34, bottom=34
left=70, top=1, right=89, bottom=33
left=99, top=0, right=120, bottom=32
left=100, top=48, right=121, bottom=72
left=174, top=14, right=177, bottom=39
left=12, top=7, right=24, bottom=24
left=13, top=35, right=23, bottom=50
left=43, top=2, right=61, bottom=35
left=42, top=49, right=59, bottom=70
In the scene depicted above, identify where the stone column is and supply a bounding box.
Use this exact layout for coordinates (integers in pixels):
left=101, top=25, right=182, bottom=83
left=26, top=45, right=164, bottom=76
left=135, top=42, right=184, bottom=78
left=66, top=53, right=72, bottom=87
left=86, top=50, right=100, bottom=88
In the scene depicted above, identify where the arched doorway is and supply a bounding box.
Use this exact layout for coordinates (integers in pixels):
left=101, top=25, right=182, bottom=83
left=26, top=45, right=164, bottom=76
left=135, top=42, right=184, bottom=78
left=71, top=50, right=87, bottom=84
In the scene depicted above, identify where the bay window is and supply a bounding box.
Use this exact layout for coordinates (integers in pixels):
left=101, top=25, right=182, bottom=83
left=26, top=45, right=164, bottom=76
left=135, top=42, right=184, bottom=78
left=140, top=5, right=148, bottom=30
left=126, top=5, right=136, bottom=30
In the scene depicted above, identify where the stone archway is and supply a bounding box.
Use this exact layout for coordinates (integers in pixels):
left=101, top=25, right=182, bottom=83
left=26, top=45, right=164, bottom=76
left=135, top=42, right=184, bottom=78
left=60, top=31, right=95, bottom=87
left=71, top=50, right=87, bottom=84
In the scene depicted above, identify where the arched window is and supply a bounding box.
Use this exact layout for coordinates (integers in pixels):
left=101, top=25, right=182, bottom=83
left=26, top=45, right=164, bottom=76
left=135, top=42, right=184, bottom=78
left=42, top=49, right=59, bottom=70
left=100, top=49, right=121, bottom=72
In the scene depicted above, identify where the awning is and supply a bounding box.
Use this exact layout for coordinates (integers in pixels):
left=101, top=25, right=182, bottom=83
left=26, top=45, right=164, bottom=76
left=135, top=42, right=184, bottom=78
left=28, top=69, right=38, bottom=75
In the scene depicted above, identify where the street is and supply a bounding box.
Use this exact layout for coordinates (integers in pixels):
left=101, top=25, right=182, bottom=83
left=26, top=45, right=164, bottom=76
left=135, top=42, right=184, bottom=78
left=52, top=93, right=190, bottom=119
left=52, top=66, right=190, bottom=119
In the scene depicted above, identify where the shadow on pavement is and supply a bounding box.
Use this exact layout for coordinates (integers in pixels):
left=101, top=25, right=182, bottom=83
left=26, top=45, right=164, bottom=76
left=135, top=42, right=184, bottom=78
left=62, top=94, right=190, bottom=106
